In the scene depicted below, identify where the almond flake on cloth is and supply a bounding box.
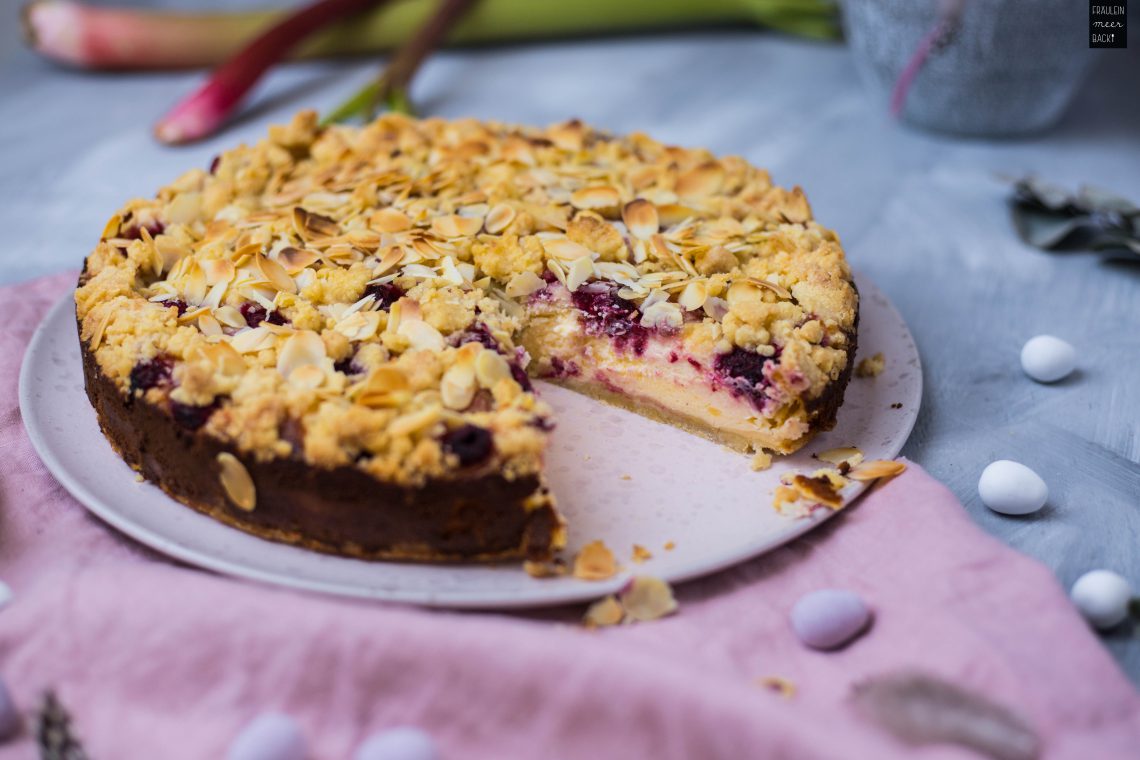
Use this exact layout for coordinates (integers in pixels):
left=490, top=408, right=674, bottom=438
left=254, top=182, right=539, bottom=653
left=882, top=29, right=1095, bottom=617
left=580, top=576, right=679, bottom=627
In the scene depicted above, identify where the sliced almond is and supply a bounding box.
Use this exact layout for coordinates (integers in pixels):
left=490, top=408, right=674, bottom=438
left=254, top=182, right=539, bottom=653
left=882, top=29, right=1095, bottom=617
left=440, top=363, right=477, bottom=410
left=202, top=258, right=235, bottom=286
left=622, top=199, right=659, bottom=240
left=230, top=326, right=277, bottom=354
left=678, top=280, right=708, bottom=311
left=474, top=349, right=512, bottom=388
left=583, top=596, right=625, bottom=628
left=504, top=270, right=546, bottom=298
left=543, top=238, right=593, bottom=262
left=398, top=319, right=445, bottom=352
left=276, top=330, right=326, bottom=380
left=292, top=206, right=339, bottom=240
left=431, top=214, right=483, bottom=238
left=748, top=277, right=792, bottom=301
left=255, top=254, right=297, bottom=294
left=484, top=203, right=517, bottom=234
left=675, top=162, right=725, bottom=199
left=370, top=207, right=412, bottom=233
left=278, top=246, right=320, bottom=274
left=570, top=185, right=620, bottom=210
left=619, top=576, right=678, bottom=622
left=565, top=255, right=594, bottom=292
left=197, top=313, right=222, bottom=337
left=573, top=540, right=618, bottom=581
left=817, top=446, right=865, bottom=468
left=387, top=404, right=443, bottom=437
left=217, top=452, right=256, bottom=512
left=640, top=300, right=683, bottom=330
left=849, top=460, right=907, bottom=482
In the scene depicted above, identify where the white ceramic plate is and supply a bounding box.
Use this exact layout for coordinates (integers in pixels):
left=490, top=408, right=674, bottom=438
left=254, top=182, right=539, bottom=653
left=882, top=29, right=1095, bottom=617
left=20, top=272, right=920, bottom=609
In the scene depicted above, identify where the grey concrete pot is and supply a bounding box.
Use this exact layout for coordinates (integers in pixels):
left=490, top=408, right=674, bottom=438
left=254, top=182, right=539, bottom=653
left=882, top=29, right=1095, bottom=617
left=843, top=0, right=1097, bottom=136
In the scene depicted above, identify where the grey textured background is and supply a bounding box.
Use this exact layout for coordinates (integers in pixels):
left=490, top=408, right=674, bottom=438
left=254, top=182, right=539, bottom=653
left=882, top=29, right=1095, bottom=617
left=2, top=3, right=1138, bottom=679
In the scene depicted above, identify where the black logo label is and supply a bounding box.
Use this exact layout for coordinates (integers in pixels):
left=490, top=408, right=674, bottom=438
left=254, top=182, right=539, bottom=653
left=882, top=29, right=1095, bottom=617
left=1090, top=2, right=1127, bottom=47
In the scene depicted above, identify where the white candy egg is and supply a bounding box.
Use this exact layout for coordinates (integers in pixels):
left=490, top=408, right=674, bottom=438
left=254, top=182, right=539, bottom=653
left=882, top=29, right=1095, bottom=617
left=0, top=580, right=11, bottom=610
left=1020, top=335, right=1076, bottom=383
left=790, top=589, right=872, bottom=650
left=354, top=727, right=440, bottom=760
left=0, top=678, right=19, bottom=741
left=978, top=460, right=1048, bottom=515
left=1071, top=570, right=1133, bottom=630
left=227, top=713, right=306, bottom=760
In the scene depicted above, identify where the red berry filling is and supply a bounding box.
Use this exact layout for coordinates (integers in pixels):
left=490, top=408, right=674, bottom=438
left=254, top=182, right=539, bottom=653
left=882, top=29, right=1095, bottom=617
left=129, top=355, right=173, bottom=395
left=363, top=282, right=405, bottom=311
left=714, top=347, right=778, bottom=408
left=570, top=283, right=650, bottom=355
left=239, top=302, right=286, bottom=327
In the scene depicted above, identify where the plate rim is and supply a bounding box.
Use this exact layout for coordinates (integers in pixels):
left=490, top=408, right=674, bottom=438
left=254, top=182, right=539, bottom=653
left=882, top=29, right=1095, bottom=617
left=19, top=275, right=921, bottom=609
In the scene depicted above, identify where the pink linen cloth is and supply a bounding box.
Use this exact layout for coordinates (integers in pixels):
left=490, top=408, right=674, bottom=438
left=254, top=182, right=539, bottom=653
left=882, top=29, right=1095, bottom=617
left=1, top=272, right=1138, bottom=759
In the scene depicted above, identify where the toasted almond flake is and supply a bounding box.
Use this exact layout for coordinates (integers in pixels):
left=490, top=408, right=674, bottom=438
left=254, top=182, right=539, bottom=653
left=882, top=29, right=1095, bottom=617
left=202, top=279, right=229, bottom=311
left=546, top=259, right=568, bottom=287
left=439, top=255, right=466, bottom=285
left=817, top=447, right=865, bottom=468
left=664, top=541, right=676, bottom=551
left=678, top=280, right=708, bottom=311
left=504, top=270, right=546, bottom=298
left=632, top=544, right=653, bottom=563
left=335, top=310, right=381, bottom=342
left=216, top=452, right=256, bottom=512
left=440, top=363, right=477, bottom=410
left=675, top=162, right=725, bottom=199
left=373, top=246, right=406, bottom=277
left=474, top=349, right=512, bottom=388
left=288, top=363, right=327, bottom=390
left=570, top=185, right=620, bottom=210
left=573, top=540, right=618, bottom=581
left=751, top=451, right=773, bottom=471
left=543, top=238, right=594, bottom=262
left=387, top=404, right=442, bottom=437
left=619, top=576, right=678, bottom=621
left=757, top=676, right=796, bottom=699
left=88, top=307, right=114, bottom=350
left=431, top=214, right=483, bottom=238
left=790, top=473, right=844, bottom=509
left=230, top=326, right=277, bottom=354
left=773, top=485, right=801, bottom=511
left=747, top=277, right=792, bottom=300
left=622, top=199, right=659, bottom=239
left=214, top=305, right=247, bottom=329
left=371, top=207, right=412, bottom=233
left=202, top=258, right=236, bottom=285
left=293, top=206, right=339, bottom=240
left=484, top=203, right=516, bottom=234
left=255, top=254, right=297, bottom=294
left=849, top=459, right=907, bottom=482
left=278, top=247, right=320, bottom=274
left=398, top=319, right=446, bottom=352
left=346, top=229, right=382, bottom=252
left=101, top=214, right=122, bottom=240
left=565, top=255, right=594, bottom=292
left=198, top=313, right=222, bottom=337
left=703, top=296, right=730, bottom=321
left=583, top=596, right=625, bottom=628
left=276, top=330, right=326, bottom=380
left=164, top=191, right=202, bottom=225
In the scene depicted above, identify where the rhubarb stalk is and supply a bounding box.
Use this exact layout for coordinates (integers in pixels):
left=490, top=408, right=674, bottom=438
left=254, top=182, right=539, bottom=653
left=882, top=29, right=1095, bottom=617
left=25, top=0, right=839, bottom=71
left=324, top=0, right=479, bottom=124
left=152, top=0, right=390, bottom=145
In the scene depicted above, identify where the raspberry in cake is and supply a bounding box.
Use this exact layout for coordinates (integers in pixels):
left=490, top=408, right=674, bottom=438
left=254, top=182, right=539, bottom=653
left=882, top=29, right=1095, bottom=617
left=75, top=111, right=858, bottom=563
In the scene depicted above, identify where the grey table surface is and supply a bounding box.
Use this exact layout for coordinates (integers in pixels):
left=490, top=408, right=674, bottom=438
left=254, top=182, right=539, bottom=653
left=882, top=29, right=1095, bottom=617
left=2, top=4, right=1138, bottom=680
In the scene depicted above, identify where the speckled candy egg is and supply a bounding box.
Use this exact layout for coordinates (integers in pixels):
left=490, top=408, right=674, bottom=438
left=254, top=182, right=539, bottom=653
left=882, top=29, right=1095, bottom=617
left=1020, top=335, right=1076, bottom=383
left=227, top=713, right=306, bottom=760
left=790, top=589, right=873, bottom=650
left=354, top=727, right=440, bottom=760
left=978, top=460, right=1048, bottom=515
left=1071, top=570, right=1133, bottom=630
left=0, top=678, right=19, bottom=741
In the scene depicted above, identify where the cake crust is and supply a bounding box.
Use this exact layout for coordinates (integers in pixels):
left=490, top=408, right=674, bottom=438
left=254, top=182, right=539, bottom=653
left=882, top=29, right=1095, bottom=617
left=75, top=112, right=858, bottom=562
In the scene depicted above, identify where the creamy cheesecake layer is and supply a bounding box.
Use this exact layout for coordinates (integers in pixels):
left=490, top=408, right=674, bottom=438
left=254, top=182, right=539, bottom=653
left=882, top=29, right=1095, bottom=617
left=521, top=291, right=812, bottom=453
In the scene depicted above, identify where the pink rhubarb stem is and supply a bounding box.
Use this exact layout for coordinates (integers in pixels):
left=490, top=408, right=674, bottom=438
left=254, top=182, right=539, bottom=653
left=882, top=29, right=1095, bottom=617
left=153, top=0, right=388, bottom=145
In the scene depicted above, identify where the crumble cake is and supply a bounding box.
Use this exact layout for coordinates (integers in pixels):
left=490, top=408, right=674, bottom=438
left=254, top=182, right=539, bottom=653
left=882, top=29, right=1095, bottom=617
left=75, top=111, right=858, bottom=562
